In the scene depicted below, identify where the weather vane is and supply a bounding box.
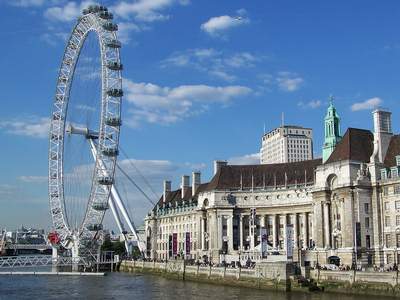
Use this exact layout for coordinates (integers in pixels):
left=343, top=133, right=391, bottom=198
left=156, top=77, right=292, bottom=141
left=329, top=94, right=335, bottom=105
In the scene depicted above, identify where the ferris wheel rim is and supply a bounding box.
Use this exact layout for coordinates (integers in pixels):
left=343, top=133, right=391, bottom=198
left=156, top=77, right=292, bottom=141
left=48, top=6, right=122, bottom=249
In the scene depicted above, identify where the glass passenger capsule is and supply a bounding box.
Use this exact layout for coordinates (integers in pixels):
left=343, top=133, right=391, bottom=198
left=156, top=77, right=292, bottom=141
left=102, top=147, right=119, bottom=157
left=98, top=176, right=114, bottom=185
left=107, top=89, right=123, bottom=97
left=107, top=62, right=123, bottom=71
left=105, top=39, right=121, bottom=49
left=87, top=224, right=103, bottom=231
left=105, top=117, right=122, bottom=127
left=102, top=22, right=118, bottom=31
left=92, top=203, right=109, bottom=211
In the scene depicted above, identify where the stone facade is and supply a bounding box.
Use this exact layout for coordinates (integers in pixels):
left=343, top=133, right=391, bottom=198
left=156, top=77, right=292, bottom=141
left=145, top=106, right=400, bottom=268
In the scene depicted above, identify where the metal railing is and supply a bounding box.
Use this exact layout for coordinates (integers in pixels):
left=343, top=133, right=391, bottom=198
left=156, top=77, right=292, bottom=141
left=0, top=255, right=89, bottom=269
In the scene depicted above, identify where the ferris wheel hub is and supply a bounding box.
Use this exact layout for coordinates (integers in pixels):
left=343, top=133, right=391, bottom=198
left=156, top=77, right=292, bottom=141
left=66, top=123, right=98, bottom=139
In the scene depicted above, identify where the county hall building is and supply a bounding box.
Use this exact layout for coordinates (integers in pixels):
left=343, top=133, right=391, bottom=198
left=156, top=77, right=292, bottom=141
left=144, top=101, right=400, bottom=268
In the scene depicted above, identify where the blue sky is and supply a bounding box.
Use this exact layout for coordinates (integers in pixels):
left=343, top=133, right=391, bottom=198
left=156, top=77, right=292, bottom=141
left=0, top=0, right=400, bottom=230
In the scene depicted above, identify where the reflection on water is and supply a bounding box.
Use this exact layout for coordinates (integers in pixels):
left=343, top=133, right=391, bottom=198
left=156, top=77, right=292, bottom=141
left=0, top=272, right=391, bottom=300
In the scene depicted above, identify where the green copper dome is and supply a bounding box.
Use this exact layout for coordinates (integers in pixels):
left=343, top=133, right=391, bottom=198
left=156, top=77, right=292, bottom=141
left=323, top=96, right=342, bottom=163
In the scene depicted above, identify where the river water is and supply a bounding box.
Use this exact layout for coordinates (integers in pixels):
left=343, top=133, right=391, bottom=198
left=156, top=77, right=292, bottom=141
left=0, top=272, right=391, bottom=300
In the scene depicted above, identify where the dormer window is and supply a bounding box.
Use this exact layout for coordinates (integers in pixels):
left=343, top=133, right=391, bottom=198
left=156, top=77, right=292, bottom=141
left=391, top=167, right=399, bottom=179
left=381, top=168, right=388, bottom=180
left=396, top=155, right=400, bottom=167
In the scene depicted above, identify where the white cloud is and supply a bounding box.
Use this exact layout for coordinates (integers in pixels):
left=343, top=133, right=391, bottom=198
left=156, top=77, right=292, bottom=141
left=75, top=104, right=96, bottom=112
left=162, top=48, right=261, bottom=82
left=18, top=176, right=48, bottom=183
left=111, top=0, right=189, bottom=22
left=123, top=79, right=252, bottom=127
left=9, top=0, right=45, bottom=7
left=228, top=153, right=260, bottom=165
left=0, top=116, right=49, bottom=139
left=201, top=13, right=249, bottom=37
left=118, top=22, right=142, bottom=44
left=43, top=1, right=186, bottom=44
left=224, top=52, right=257, bottom=68
left=44, top=1, right=95, bottom=22
left=0, top=184, right=17, bottom=196
left=351, top=97, right=383, bottom=111
left=276, top=72, right=304, bottom=92
left=298, top=100, right=322, bottom=109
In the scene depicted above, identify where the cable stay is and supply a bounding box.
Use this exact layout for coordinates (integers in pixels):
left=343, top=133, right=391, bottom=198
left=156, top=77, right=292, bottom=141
left=119, top=145, right=160, bottom=202
left=116, top=163, right=156, bottom=206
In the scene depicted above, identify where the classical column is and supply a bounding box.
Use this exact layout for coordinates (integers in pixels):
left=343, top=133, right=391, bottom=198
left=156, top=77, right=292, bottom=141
left=201, top=217, right=205, bottom=250
left=227, top=216, right=233, bottom=252
left=302, top=212, right=308, bottom=249
left=239, top=214, right=243, bottom=251
left=293, top=213, right=298, bottom=249
left=218, top=215, right=223, bottom=250
left=264, top=214, right=269, bottom=244
left=272, top=214, right=277, bottom=249
left=260, top=215, right=266, bottom=229
left=283, top=214, right=288, bottom=250
left=249, top=215, right=255, bottom=251
left=324, top=203, right=331, bottom=248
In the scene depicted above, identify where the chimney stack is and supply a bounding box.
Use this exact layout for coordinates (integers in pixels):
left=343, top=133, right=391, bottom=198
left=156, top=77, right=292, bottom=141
left=181, top=175, right=190, bottom=199
left=163, top=180, right=171, bottom=203
left=371, top=109, right=393, bottom=163
left=192, top=172, right=201, bottom=196
left=214, top=160, right=228, bottom=176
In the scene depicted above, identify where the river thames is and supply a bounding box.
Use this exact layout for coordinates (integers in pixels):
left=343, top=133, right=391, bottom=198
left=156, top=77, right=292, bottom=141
left=0, top=272, right=391, bottom=300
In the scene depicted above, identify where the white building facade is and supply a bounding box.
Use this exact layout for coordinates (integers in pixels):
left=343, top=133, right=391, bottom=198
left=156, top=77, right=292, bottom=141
left=260, top=125, right=313, bottom=164
left=145, top=107, right=400, bottom=268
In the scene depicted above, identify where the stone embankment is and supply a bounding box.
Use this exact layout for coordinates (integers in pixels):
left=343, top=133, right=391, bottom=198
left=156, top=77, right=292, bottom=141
left=310, top=268, right=400, bottom=297
left=120, top=260, right=400, bottom=297
left=120, top=260, right=293, bottom=291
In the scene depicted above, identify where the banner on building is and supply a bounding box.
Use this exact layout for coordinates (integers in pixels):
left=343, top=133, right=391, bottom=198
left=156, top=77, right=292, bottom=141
left=286, top=224, right=294, bottom=260
left=172, top=233, right=178, bottom=256
left=168, top=235, right=173, bottom=258
left=260, top=227, right=268, bottom=256
left=355, top=222, right=361, bottom=248
left=185, top=232, right=191, bottom=255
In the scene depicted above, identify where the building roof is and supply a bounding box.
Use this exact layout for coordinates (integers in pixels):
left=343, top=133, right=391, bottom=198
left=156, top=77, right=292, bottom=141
left=205, top=159, right=322, bottom=191
left=384, top=135, right=400, bottom=167
left=325, top=128, right=374, bottom=164
left=154, top=183, right=208, bottom=210
left=263, top=125, right=312, bottom=137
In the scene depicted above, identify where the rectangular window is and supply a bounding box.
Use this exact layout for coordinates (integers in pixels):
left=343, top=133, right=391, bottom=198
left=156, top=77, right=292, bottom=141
left=364, top=203, right=369, bottom=214
left=385, top=202, right=390, bottom=211
left=385, top=216, right=391, bottom=227
left=396, top=155, right=400, bottom=167
left=386, top=234, right=392, bottom=248
left=396, top=201, right=400, bottom=210
left=366, top=235, right=371, bottom=249
left=394, top=185, right=400, bottom=194
left=365, top=217, right=370, bottom=228
left=397, top=215, right=400, bottom=226
left=383, top=186, right=389, bottom=196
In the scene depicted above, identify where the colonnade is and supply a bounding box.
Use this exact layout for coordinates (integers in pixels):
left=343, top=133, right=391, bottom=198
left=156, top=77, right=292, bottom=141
left=200, top=211, right=313, bottom=254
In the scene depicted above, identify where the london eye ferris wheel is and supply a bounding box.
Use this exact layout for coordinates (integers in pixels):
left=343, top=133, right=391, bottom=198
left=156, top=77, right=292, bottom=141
left=48, top=5, right=124, bottom=255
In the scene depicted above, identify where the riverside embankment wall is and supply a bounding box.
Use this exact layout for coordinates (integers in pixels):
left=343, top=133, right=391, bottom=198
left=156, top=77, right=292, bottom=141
left=309, top=269, right=400, bottom=297
left=120, top=260, right=400, bottom=297
left=120, top=260, right=293, bottom=291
